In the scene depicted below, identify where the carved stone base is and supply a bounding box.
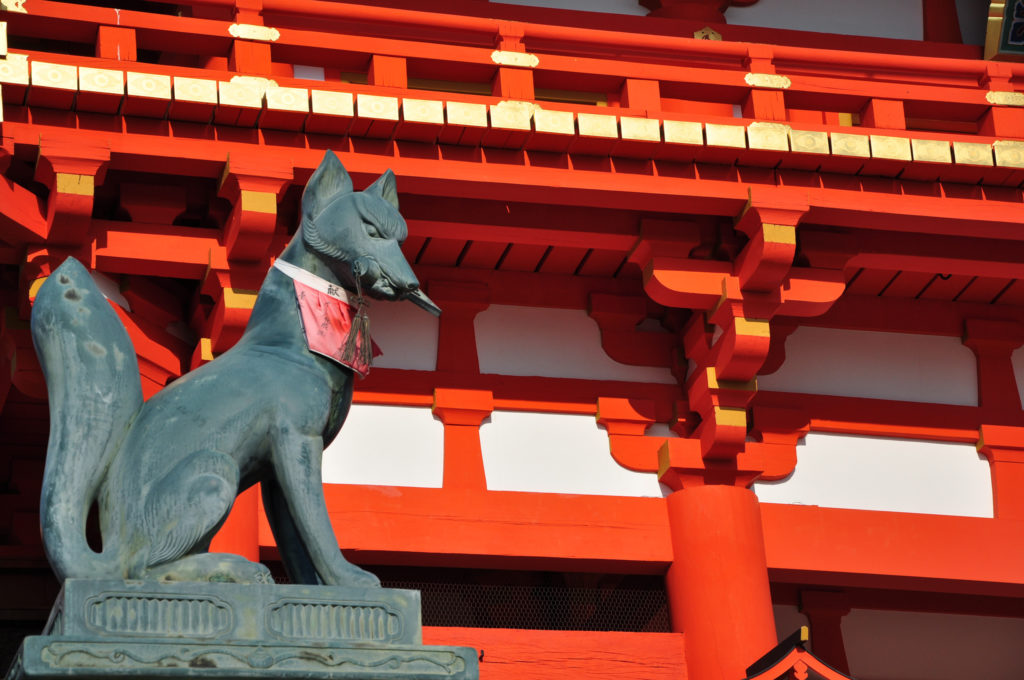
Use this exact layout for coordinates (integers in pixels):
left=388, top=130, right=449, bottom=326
left=5, top=580, right=477, bottom=680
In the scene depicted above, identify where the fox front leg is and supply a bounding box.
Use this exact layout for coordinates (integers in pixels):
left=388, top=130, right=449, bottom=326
left=269, top=429, right=380, bottom=588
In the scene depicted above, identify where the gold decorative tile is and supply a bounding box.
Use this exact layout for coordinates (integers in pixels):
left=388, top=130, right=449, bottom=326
left=446, top=101, right=487, bottom=127
left=744, top=73, right=791, bottom=89
left=663, top=120, right=703, bottom=145
left=747, top=122, right=790, bottom=151
left=402, top=98, right=444, bottom=124
left=265, top=86, right=308, bottom=112
left=310, top=90, right=353, bottom=117
left=490, top=50, right=539, bottom=68
left=0, top=0, right=26, bottom=13
left=986, top=91, right=1024, bottom=106
left=228, top=23, right=280, bottom=41
left=127, top=71, right=171, bottom=99
left=994, top=140, right=1024, bottom=167
left=830, top=132, right=870, bottom=157
left=79, top=67, right=123, bottom=95
left=620, top=116, right=661, bottom=141
left=705, top=123, right=745, bottom=148
left=31, top=61, right=76, bottom=90
left=910, top=138, right=951, bottom=164
left=870, top=135, right=911, bottom=160
left=357, top=93, right=399, bottom=120
left=533, top=108, right=574, bottom=135
left=0, top=21, right=7, bottom=58
left=174, top=76, right=218, bottom=104
left=577, top=112, right=618, bottom=138
left=490, top=100, right=535, bottom=130
left=952, top=141, right=993, bottom=166
left=0, top=53, right=30, bottom=86
left=789, top=129, right=828, bottom=154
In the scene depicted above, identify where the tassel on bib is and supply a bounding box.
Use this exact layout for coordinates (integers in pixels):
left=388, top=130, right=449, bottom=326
left=339, top=276, right=374, bottom=373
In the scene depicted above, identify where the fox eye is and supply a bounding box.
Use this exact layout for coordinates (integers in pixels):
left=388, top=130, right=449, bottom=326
left=365, top=223, right=382, bottom=239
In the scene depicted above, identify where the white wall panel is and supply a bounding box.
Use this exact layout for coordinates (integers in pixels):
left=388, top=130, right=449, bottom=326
left=726, top=0, right=922, bottom=40
left=480, top=410, right=665, bottom=497
left=758, top=327, right=978, bottom=406
left=323, top=404, right=444, bottom=487
left=475, top=305, right=676, bottom=383
left=753, top=433, right=993, bottom=518
left=844, top=609, right=1024, bottom=680
left=369, top=299, right=439, bottom=371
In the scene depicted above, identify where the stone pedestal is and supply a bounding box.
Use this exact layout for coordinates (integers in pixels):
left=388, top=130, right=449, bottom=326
left=6, top=580, right=477, bottom=680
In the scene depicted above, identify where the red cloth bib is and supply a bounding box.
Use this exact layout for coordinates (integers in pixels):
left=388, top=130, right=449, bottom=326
left=292, top=279, right=380, bottom=377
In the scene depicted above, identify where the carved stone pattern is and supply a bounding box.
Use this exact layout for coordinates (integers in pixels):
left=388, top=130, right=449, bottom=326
left=85, top=594, right=231, bottom=638
left=40, top=643, right=467, bottom=676
left=267, top=601, right=400, bottom=642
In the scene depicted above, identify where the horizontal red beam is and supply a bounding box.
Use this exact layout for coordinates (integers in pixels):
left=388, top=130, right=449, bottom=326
left=421, top=628, right=686, bottom=680
left=283, top=485, right=1024, bottom=596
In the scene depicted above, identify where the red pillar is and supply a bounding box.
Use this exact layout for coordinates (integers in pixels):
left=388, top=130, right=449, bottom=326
left=209, top=484, right=261, bottom=562
left=663, top=479, right=777, bottom=680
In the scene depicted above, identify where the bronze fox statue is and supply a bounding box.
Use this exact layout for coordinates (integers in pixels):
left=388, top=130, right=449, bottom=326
left=31, top=151, right=438, bottom=586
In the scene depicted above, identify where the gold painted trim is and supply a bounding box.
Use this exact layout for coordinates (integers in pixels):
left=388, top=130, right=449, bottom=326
left=198, top=337, right=215, bottom=362
left=830, top=131, right=870, bottom=157
left=311, top=90, right=353, bottom=117
left=239, top=190, right=277, bottom=215
left=763, top=224, right=796, bottom=245
left=910, top=138, right=951, bottom=164
left=228, top=23, right=280, bottom=42
left=744, top=73, right=791, bottom=89
left=1, top=21, right=7, bottom=57
left=952, top=141, right=993, bottom=166
left=79, top=67, right=123, bottom=95
left=174, top=76, right=218, bottom=104
left=0, top=53, right=29, bottom=86
left=663, top=120, right=703, bottom=145
left=620, top=116, right=661, bottom=141
left=357, top=93, right=399, bottom=120
left=789, top=129, right=828, bottom=154
left=993, top=139, right=1024, bottom=167
left=985, top=1, right=1006, bottom=60
left=705, top=123, right=745, bottom=148
left=222, top=287, right=258, bottom=310
left=734, top=317, right=770, bottom=337
left=986, top=90, right=1024, bottom=106
left=402, top=98, right=444, bottom=124
left=0, top=0, right=26, bottom=13
left=55, top=173, right=94, bottom=196
left=713, top=406, right=748, bottom=428
left=490, top=49, right=539, bottom=68
left=693, top=26, right=721, bottom=40
left=28, top=276, right=47, bottom=299
left=747, top=122, right=790, bottom=151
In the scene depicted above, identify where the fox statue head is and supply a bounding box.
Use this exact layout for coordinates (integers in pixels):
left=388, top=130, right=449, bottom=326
left=300, top=151, right=439, bottom=315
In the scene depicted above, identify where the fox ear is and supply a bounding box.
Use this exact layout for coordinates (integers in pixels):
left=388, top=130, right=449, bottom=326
left=302, top=150, right=353, bottom=219
left=365, top=169, right=399, bottom=210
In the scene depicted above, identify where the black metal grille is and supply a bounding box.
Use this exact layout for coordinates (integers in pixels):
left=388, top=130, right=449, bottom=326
left=376, top=567, right=670, bottom=632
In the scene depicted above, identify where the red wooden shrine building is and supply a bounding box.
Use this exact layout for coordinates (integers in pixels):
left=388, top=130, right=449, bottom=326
left=2, top=1, right=1024, bottom=678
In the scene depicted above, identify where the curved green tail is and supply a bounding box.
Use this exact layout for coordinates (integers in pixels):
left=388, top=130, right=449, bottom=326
left=31, top=257, right=142, bottom=580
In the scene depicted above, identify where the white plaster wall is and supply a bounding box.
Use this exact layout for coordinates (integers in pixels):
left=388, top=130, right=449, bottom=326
left=844, top=609, right=1024, bottom=680
left=369, top=299, right=439, bottom=371
left=493, top=0, right=648, bottom=15
left=757, top=327, right=978, bottom=406
left=725, top=0, right=923, bottom=40
left=322, top=404, right=444, bottom=487
left=479, top=410, right=666, bottom=497
left=753, top=432, right=993, bottom=518
left=475, top=305, right=676, bottom=383
left=1012, top=344, right=1024, bottom=408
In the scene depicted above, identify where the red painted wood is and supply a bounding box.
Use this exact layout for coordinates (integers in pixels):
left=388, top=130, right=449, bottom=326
left=422, top=628, right=687, bottom=680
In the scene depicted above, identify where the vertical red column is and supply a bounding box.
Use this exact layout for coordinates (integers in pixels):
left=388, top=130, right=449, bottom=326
left=209, top=484, right=261, bottom=562
left=660, top=441, right=778, bottom=680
